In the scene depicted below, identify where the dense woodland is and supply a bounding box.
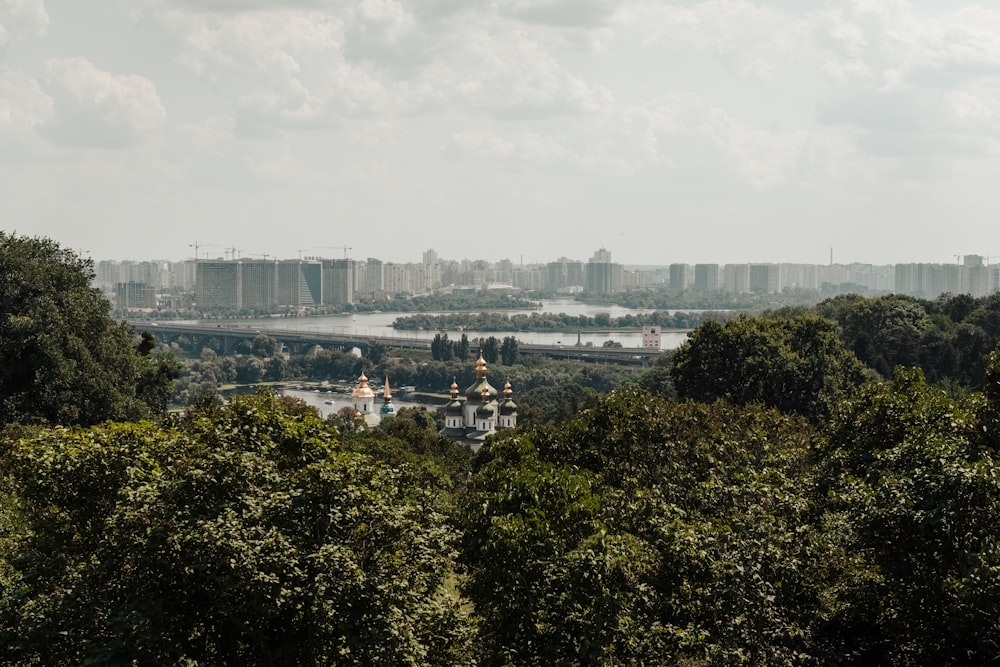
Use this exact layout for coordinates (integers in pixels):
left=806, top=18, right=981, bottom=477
left=4, top=232, right=1000, bottom=665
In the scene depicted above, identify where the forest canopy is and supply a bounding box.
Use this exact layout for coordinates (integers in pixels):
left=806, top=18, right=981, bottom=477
left=5, top=234, right=1000, bottom=664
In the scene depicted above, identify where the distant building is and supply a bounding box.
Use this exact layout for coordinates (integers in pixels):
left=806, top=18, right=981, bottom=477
left=694, top=264, right=721, bottom=292
left=641, top=325, right=661, bottom=349
left=749, top=264, right=781, bottom=294
left=586, top=250, right=623, bottom=295
left=241, top=260, right=279, bottom=310
left=546, top=257, right=585, bottom=292
left=115, top=281, right=156, bottom=310
left=724, top=264, right=750, bottom=294
left=321, top=259, right=354, bottom=305
left=277, top=260, right=322, bottom=307
left=196, top=261, right=242, bottom=310
left=591, top=247, right=612, bottom=263
left=669, top=263, right=690, bottom=291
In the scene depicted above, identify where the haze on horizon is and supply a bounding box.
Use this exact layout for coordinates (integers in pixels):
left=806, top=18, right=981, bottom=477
left=2, top=1, right=999, bottom=266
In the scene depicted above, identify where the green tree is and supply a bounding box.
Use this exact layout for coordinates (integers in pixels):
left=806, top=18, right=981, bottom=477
left=671, top=314, right=871, bottom=422
left=250, top=333, right=279, bottom=357
left=456, top=333, right=471, bottom=361
left=431, top=333, right=454, bottom=361
left=235, top=355, right=266, bottom=384
left=462, top=390, right=827, bottom=665
left=816, top=368, right=1000, bottom=664
left=0, top=233, right=177, bottom=427
left=480, top=336, right=500, bottom=364
left=500, top=336, right=519, bottom=365
left=0, top=392, right=475, bottom=665
left=365, top=338, right=389, bottom=365
left=816, top=294, right=933, bottom=378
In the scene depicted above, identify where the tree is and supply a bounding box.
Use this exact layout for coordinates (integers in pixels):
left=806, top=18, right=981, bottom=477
left=500, top=336, right=519, bottom=365
left=0, top=233, right=177, bottom=427
left=365, top=338, right=388, bottom=365
left=816, top=294, right=933, bottom=378
left=462, top=390, right=827, bottom=665
left=671, top=314, right=871, bottom=422
left=480, top=336, right=500, bottom=364
left=250, top=333, right=279, bottom=357
left=431, top=333, right=454, bottom=361
left=235, top=356, right=266, bottom=384
left=816, top=368, right=1000, bottom=664
left=456, top=333, right=470, bottom=361
left=0, top=392, right=475, bottom=665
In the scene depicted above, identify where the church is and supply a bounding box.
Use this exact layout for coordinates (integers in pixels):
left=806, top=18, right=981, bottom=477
left=349, top=371, right=395, bottom=429
left=439, top=353, right=517, bottom=445
left=347, top=353, right=517, bottom=445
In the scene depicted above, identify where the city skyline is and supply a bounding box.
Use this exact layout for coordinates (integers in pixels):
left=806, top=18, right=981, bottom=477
left=98, top=252, right=1000, bottom=305
left=4, top=2, right=1000, bottom=265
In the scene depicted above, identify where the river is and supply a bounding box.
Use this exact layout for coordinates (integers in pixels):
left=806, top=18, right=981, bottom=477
left=191, top=299, right=696, bottom=350
left=281, top=388, right=433, bottom=419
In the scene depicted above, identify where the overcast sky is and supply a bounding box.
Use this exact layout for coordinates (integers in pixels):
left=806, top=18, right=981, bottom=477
left=2, top=0, right=999, bottom=265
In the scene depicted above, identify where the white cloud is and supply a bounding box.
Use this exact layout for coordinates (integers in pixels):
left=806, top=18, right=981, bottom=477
left=814, top=3, right=1000, bottom=156
left=0, top=65, right=50, bottom=129
left=36, top=57, right=166, bottom=149
left=498, top=0, right=624, bottom=28
left=0, top=0, right=49, bottom=53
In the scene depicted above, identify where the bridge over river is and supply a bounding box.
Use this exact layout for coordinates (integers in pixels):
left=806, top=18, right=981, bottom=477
left=136, top=321, right=665, bottom=367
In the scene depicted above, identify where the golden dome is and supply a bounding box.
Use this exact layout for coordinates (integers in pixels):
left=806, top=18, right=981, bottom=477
left=475, top=353, right=487, bottom=379
left=504, top=379, right=513, bottom=398
left=383, top=375, right=392, bottom=401
left=352, top=371, right=376, bottom=398
left=450, top=378, right=459, bottom=398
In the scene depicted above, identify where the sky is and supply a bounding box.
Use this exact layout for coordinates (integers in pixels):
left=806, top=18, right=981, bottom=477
left=2, top=0, right=1000, bottom=266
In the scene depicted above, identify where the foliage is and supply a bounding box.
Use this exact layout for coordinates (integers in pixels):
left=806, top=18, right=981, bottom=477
left=461, top=390, right=827, bottom=665
left=500, top=336, right=519, bottom=365
left=0, top=392, right=475, bottom=665
left=479, top=336, right=500, bottom=364
left=672, top=314, right=871, bottom=422
left=251, top=333, right=280, bottom=358
left=0, top=233, right=178, bottom=427
left=456, top=333, right=471, bottom=361
left=815, top=368, right=1000, bottom=664
left=365, top=338, right=389, bottom=365
left=431, top=333, right=454, bottom=361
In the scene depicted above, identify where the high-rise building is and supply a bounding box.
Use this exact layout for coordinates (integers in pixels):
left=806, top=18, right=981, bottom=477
left=694, top=264, right=721, bottom=292
left=586, top=262, right=623, bottom=295
left=321, top=259, right=354, bottom=305
left=749, top=264, right=781, bottom=294
left=277, top=260, right=322, bottom=306
left=196, top=261, right=241, bottom=310
left=723, top=264, right=750, bottom=294
left=241, top=260, right=278, bottom=309
left=590, top=247, right=612, bottom=264
left=115, top=282, right=156, bottom=309
left=669, top=263, right=690, bottom=291
left=364, top=258, right=384, bottom=295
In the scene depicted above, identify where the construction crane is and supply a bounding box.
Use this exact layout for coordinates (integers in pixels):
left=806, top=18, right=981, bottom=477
left=315, top=245, right=352, bottom=259
left=224, top=247, right=240, bottom=261
left=188, top=242, right=218, bottom=261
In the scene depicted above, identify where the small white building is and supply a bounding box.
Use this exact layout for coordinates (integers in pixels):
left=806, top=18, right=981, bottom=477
left=641, top=325, right=661, bottom=349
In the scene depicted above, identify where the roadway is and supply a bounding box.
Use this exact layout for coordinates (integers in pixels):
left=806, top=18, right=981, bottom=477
left=134, top=321, right=665, bottom=366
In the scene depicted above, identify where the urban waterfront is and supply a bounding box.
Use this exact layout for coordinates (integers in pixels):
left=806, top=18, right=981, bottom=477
left=190, top=299, right=695, bottom=350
